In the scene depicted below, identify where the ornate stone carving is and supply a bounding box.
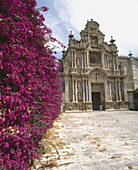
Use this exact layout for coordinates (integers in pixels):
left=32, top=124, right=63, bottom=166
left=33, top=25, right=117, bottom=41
left=91, top=72, right=104, bottom=82
left=62, top=19, right=135, bottom=112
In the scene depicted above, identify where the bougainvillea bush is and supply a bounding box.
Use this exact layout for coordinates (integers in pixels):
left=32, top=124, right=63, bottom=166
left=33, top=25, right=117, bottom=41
left=0, top=0, right=64, bottom=169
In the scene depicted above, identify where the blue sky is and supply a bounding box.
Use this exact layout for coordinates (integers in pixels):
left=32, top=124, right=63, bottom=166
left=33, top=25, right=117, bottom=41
left=36, top=0, right=138, bottom=58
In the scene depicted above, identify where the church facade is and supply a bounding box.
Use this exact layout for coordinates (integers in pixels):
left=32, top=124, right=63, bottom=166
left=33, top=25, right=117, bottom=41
left=62, top=19, right=138, bottom=111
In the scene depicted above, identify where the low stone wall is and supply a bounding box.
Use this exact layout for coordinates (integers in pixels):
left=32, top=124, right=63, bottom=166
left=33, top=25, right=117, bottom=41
left=63, top=101, right=128, bottom=112
left=105, top=101, right=128, bottom=110
left=64, top=102, right=92, bottom=111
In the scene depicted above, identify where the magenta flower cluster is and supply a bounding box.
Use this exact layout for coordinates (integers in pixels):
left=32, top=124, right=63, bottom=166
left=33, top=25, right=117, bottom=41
left=0, top=0, right=64, bottom=169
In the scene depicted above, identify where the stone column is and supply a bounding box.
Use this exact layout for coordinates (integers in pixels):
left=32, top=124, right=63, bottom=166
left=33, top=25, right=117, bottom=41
left=101, top=53, right=104, bottom=68
left=72, top=51, right=74, bottom=67
left=115, top=80, right=118, bottom=101
left=116, top=56, right=119, bottom=70
left=82, top=53, right=84, bottom=68
left=83, top=80, right=85, bottom=102
left=105, top=55, right=107, bottom=69
left=89, top=81, right=92, bottom=102
left=75, top=80, right=78, bottom=102
left=104, top=54, right=105, bottom=68
left=87, top=80, right=89, bottom=101
left=86, top=80, right=88, bottom=102
left=113, top=56, right=116, bottom=70
left=104, top=80, right=107, bottom=101
left=107, top=56, right=109, bottom=69
left=107, top=81, right=110, bottom=101
left=65, top=77, right=69, bottom=102
left=83, top=53, right=84, bottom=68
left=112, top=55, right=114, bottom=70
left=84, top=53, right=86, bottom=68
left=109, top=81, right=112, bottom=101
left=85, top=52, right=87, bottom=68
left=120, top=79, right=124, bottom=101
left=115, top=57, right=117, bottom=70
left=118, top=80, right=121, bottom=101
left=72, top=80, right=75, bottom=102
left=87, top=51, right=89, bottom=67
left=74, top=51, right=76, bottom=68
left=123, top=79, right=128, bottom=101
left=107, top=81, right=109, bottom=100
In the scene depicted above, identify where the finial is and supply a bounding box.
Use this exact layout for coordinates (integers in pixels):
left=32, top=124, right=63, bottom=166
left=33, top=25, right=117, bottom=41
left=69, top=31, right=74, bottom=39
left=110, top=36, right=115, bottom=44
left=129, top=51, right=133, bottom=57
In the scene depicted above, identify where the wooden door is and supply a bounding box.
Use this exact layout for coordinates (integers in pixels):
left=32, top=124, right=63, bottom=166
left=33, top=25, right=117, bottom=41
left=92, top=92, right=101, bottom=110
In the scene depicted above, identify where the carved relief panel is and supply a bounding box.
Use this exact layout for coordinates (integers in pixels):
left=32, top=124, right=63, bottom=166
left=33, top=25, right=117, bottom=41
left=91, top=72, right=104, bottom=83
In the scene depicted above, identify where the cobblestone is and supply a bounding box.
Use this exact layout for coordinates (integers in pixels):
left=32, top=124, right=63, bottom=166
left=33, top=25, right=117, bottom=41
left=34, top=110, right=138, bottom=170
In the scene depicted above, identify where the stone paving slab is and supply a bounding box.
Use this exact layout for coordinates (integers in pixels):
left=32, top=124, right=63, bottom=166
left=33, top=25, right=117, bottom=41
left=33, top=110, right=138, bottom=170
left=59, top=111, right=138, bottom=170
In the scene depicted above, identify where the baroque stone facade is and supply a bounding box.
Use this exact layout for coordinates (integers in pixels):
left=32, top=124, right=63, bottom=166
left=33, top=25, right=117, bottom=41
left=62, top=19, right=138, bottom=111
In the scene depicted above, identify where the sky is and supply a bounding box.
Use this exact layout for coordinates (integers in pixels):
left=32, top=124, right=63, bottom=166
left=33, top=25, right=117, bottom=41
left=36, top=0, right=138, bottom=58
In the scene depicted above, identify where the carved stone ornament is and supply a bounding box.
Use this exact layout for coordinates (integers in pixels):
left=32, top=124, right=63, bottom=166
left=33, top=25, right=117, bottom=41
left=91, top=72, right=104, bottom=82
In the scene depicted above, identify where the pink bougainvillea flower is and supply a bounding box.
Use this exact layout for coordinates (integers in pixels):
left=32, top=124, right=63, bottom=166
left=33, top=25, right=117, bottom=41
left=0, top=0, right=63, bottom=169
left=4, top=142, right=9, bottom=148
left=10, top=149, right=14, bottom=155
left=0, top=60, right=3, bottom=69
left=41, top=6, right=49, bottom=12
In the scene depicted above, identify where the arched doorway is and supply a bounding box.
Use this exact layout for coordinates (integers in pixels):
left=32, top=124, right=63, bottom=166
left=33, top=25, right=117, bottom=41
left=90, top=72, right=105, bottom=110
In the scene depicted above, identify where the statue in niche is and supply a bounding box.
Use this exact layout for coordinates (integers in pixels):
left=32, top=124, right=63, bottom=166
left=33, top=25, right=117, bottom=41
left=77, top=82, right=81, bottom=90
left=95, top=73, right=99, bottom=81
left=76, top=57, right=80, bottom=68
left=119, top=62, right=125, bottom=75
left=93, top=73, right=104, bottom=82
left=78, top=92, right=82, bottom=102
left=91, top=38, right=95, bottom=45
left=91, top=37, right=98, bottom=46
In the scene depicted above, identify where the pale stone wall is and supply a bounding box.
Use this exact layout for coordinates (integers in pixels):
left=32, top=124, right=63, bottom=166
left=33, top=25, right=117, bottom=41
left=118, top=56, right=138, bottom=110
left=62, top=19, right=138, bottom=111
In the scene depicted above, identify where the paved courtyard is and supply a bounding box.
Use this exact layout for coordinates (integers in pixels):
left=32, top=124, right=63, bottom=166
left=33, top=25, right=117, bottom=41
left=35, top=110, right=138, bottom=170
